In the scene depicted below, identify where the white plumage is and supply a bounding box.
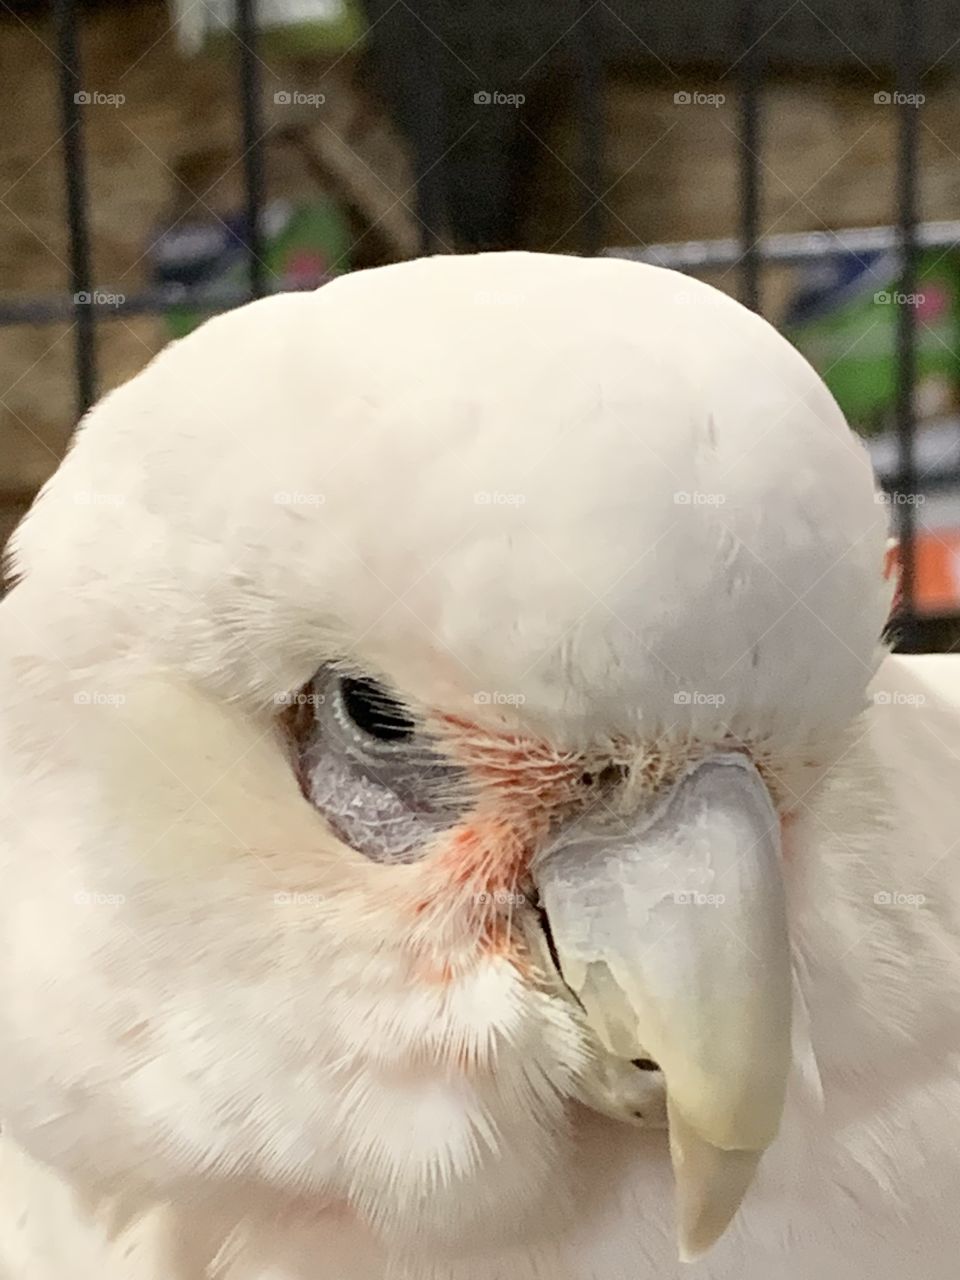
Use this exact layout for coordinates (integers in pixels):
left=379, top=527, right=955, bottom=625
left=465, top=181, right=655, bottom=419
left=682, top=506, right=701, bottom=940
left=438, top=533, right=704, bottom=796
left=0, top=251, right=958, bottom=1279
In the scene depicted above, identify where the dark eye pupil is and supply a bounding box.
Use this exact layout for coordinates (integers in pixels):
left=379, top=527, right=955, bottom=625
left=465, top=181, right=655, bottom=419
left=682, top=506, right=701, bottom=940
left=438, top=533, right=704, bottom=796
left=340, top=677, right=414, bottom=742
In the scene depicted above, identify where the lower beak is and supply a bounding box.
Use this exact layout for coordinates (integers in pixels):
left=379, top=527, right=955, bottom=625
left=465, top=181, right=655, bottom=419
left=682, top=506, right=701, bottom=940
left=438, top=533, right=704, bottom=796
left=532, top=752, right=791, bottom=1261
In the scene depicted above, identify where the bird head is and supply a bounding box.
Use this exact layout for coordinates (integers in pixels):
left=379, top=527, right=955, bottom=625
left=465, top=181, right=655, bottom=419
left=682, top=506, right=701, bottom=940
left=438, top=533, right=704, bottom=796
left=0, top=253, right=892, bottom=1260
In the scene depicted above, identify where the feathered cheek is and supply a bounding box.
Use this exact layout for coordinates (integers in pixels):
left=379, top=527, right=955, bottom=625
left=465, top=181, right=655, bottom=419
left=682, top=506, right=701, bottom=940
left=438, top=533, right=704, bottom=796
left=415, top=739, right=592, bottom=925
left=436, top=814, right=546, bottom=908
left=406, top=811, right=553, bottom=968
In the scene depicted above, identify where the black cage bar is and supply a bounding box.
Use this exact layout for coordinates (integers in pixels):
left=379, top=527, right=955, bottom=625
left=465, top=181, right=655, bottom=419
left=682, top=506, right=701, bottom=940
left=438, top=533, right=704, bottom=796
left=53, top=0, right=97, bottom=416
left=2, top=0, right=950, bottom=646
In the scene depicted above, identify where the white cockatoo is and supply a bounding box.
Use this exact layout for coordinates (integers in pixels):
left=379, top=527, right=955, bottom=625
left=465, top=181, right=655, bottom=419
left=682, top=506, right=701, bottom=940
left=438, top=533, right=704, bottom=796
left=0, top=251, right=959, bottom=1280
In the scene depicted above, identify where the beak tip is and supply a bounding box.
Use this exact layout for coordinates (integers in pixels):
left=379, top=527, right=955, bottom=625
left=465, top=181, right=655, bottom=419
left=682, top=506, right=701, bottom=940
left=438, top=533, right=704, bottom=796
left=676, top=1220, right=724, bottom=1265
left=669, top=1112, right=763, bottom=1266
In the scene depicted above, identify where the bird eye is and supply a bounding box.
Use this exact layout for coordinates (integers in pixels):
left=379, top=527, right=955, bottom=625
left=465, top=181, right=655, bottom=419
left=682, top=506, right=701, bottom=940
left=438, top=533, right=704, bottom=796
left=286, top=666, right=466, bottom=863
left=339, top=677, right=414, bottom=743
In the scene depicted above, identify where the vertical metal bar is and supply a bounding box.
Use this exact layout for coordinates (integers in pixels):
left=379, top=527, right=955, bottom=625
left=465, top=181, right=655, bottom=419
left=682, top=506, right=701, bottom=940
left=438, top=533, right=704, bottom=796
left=236, top=0, right=267, bottom=298
left=738, top=0, right=763, bottom=312
left=894, top=0, right=920, bottom=646
left=53, top=0, right=97, bottom=414
left=412, top=0, right=447, bottom=254
left=576, top=0, right=604, bottom=256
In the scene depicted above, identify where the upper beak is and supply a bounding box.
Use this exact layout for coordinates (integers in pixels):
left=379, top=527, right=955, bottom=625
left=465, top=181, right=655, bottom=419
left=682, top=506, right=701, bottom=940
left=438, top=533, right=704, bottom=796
left=532, top=751, right=791, bottom=1261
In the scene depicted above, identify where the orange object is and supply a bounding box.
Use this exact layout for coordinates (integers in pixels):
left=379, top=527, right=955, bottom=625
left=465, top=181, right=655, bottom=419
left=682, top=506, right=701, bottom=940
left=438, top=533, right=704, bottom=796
left=915, top=528, right=960, bottom=614
left=884, top=530, right=960, bottom=615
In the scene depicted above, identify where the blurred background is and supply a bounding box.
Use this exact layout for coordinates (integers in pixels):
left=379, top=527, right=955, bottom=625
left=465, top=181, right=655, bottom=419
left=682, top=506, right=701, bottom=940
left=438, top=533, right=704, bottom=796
left=1, top=0, right=958, bottom=650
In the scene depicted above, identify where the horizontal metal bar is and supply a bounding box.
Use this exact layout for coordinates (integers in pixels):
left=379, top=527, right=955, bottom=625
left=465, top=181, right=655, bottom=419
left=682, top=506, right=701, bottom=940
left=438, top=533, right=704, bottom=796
left=4, top=218, right=960, bottom=329
left=605, top=219, right=960, bottom=270
left=0, top=282, right=315, bottom=328
left=880, top=470, right=960, bottom=493
left=869, top=417, right=960, bottom=483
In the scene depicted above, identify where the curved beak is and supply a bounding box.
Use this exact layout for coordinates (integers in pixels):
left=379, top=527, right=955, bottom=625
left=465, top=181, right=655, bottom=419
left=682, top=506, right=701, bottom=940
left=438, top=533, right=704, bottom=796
left=532, top=752, right=791, bottom=1261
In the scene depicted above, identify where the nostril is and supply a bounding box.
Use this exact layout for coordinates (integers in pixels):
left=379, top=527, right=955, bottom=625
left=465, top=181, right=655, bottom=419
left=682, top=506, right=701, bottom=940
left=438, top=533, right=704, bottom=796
left=581, top=764, right=626, bottom=789
left=632, top=1057, right=660, bottom=1072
